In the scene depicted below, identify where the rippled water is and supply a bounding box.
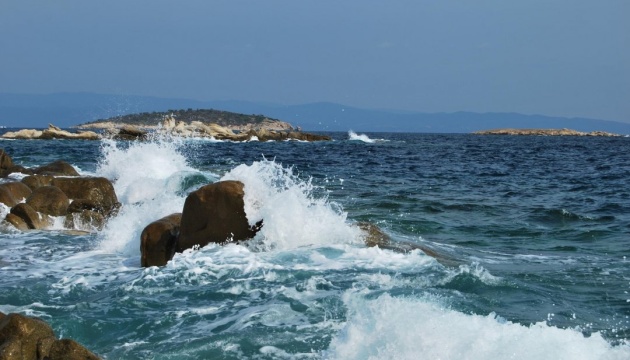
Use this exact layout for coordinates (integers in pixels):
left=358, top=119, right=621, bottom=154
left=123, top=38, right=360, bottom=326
left=1, top=132, right=629, bottom=359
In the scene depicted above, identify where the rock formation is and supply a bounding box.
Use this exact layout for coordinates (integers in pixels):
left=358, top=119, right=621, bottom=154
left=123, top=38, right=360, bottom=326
left=0, top=150, right=120, bottom=232
left=140, top=213, right=182, bottom=267
left=474, top=128, right=620, bottom=136
left=0, top=311, right=100, bottom=359
left=2, top=124, right=100, bottom=140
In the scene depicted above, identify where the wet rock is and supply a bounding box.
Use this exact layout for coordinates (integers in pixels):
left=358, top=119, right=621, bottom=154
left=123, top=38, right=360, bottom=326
left=0, top=149, right=13, bottom=169
left=21, top=175, right=55, bottom=190
left=0, top=149, right=34, bottom=177
left=33, top=160, right=80, bottom=177
left=3, top=213, right=29, bottom=231
left=113, top=125, right=148, bottom=140
left=10, top=203, right=51, bottom=230
left=0, top=182, right=32, bottom=207
left=357, top=221, right=392, bottom=248
left=178, top=180, right=260, bottom=252
left=64, top=210, right=106, bottom=231
left=0, top=313, right=100, bottom=360
left=0, top=313, right=55, bottom=360
left=140, top=213, right=182, bottom=267
left=51, top=177, right=120, bottom=217
left=26, top=186, right=69, bottom=216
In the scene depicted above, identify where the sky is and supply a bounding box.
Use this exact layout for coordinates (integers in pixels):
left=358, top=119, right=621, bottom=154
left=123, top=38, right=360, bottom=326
left=1, top=0, right=628, bottom=123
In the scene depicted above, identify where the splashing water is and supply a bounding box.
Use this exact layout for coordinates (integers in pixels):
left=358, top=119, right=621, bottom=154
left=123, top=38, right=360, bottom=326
left=221, top=159, right=362, bottom=251
left=95, top=139, right=209, bottom=255
left=348, top=131, right=375, bottom=143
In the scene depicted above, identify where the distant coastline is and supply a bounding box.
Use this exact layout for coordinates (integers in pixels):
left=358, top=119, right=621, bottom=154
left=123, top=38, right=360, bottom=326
left=473, top=128, right=621, bottom=137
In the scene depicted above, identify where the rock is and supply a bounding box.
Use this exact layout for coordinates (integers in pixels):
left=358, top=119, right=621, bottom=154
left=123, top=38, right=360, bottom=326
left=10, top=203, right=51, bottom=230
left=33, top=160, right=80, bottom=177
left=21, top=175, right=55, bottom=190
left=1, top=124, right=100, bottom=140
left=114, top=125, right=148, bottom=140
left=178, top=180, right=260, bottom=252
left=0, top=182, right=32, bottom=207
left=26, top=186, right=69, bottom=216
left=140, top=213, right=182, bottom=267
left=473, top=128, right=621, bottom=137
left=1, top=129, right=43, bottom=139
left=0, top=149, right=13, bottom=170
left=3, top=213, right=29, bottom=231
left=357, top=221, right=391, bottom=248
left=51, top=177, right=120, bottom=217
left=0, top=313, right=55, bottom=360
left=0, top=313, right=100, bottom=360
left=64, top=210, right=105, bottom=231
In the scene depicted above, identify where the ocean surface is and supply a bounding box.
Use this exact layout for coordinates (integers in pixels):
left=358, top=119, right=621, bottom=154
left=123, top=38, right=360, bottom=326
left=1, top=131, right=629, bottom=359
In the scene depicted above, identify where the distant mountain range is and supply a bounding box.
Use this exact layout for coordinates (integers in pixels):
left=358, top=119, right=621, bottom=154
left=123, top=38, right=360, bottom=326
left=1, top=92, right=629, bottom=134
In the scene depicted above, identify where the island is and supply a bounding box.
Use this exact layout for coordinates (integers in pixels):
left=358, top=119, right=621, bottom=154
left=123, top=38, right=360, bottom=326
left=2, top=109, right=331, bottom=142
left=473, top=128, right=620, bottom=136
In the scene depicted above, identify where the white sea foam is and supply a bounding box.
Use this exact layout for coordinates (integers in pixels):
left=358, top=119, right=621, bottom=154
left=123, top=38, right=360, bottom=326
left=348, top=130, right=375, bottom=143
left=326, top=293, right=630, bottom=360
left=221, top=159, right=362, bottom=250
left=95, top=139, right=206, bottom=255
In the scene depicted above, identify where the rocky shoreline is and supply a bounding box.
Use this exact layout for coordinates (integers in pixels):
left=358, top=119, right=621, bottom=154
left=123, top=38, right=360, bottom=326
left=473, top=128, right=620, bottom=136
left=1, top=116, right=330, bottom=142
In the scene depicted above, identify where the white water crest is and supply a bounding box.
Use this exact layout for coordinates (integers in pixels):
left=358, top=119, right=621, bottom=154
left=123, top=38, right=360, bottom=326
left=326, top=293, right=630, bottom=360
left=348, top=130, right=375, bottom=143
left=95, top=139, right=209, bottom=256
left=221, top=159, right=363, bottom=251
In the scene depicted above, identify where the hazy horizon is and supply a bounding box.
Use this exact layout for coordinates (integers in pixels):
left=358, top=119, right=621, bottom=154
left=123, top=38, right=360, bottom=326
left=1, top=1, right=628, bottom=123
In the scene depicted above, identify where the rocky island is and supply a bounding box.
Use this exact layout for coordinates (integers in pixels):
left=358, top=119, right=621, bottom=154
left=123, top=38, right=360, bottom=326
left=473, top=128, right=620, bottom=136
left=2, top=108, right=331, bottom=142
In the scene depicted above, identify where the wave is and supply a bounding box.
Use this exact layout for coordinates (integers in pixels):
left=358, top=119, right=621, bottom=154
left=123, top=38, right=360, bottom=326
left=326, top=293, right=630, bottom=360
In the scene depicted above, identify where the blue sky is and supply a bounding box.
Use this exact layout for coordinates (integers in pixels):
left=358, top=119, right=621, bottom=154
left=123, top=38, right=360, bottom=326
left=1, top=0, right=628, bottom=123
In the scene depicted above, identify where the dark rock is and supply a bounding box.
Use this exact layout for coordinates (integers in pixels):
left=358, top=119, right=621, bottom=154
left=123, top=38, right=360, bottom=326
left=26, top=186, right=69, bottom=217
left=64, top=210, right=105, bottom=231
left=178, top=180, right=260, bottom=252
left=140, top=213, right=182, bottom=267
left=0, top=313, right=55, bottom=360
left=21, top=175, right=55, bottom=190
left=46, top=339, right=100, bottom=360
left=287, top=131, right=331, bottom=141
left=0, top=149, right=13, bottom=170
left=10, top=203, right=50, bottom=230
left=357, top=221, right=391, bottom=248
left=67, top=199, right=103, bottom=213
left=3, top=213, right=29, bottom=231
left=0, top=182, right=32, bottom=207
left=115, top=125, right=148, bottom=140
left=0, top=313, right=100, bottom=360
left=33, top=160, right=80, bottom=177
left=51, top=177, right=120, bottom=216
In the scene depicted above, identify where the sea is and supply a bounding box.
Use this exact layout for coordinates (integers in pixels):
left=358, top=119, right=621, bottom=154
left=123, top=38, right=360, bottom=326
left=0, top=130, right=629, bottom=359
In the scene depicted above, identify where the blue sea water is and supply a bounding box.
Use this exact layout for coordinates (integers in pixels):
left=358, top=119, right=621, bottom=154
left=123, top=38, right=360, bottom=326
left=1, top=131, right=629, bottom=359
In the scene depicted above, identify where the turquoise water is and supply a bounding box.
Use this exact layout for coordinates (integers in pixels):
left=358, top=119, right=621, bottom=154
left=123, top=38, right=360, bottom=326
left=1, top=132, right=629, bottom=359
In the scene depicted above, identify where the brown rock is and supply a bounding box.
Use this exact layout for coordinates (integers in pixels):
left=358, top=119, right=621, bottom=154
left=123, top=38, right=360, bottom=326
left=64, top=210, right=105, bottom=231
left=3, top=213, right=29, bottom=231
left=0, top=182, right=32, bottom=207
left=0, top=149, right=14, bottom=170
left=0, top=313, right=55, bottom=360
left=140, top=213, right=182, bottom=267
left=357, top=221, right=391, bottom=248
left=115, top=125, right=148, bottom=140
left=46, top=339, right=100, bottom=360
left=51, top=177, right=120, bottom=216
left=21, top=175, right=55, bottom=190
left=33, top=160, right=80, bottom=177
left=26, top=186, right=69, bottom=216
left=10, top=203, right=51, bottom=230
left=178, top=181, right=260, bottom=252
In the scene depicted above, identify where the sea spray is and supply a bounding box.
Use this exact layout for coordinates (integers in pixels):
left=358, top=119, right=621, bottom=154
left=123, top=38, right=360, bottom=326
left=325, top=293, right=630, bottom=360
left=221, top=159, right=362, bottom=251
left=95, top=138, right=210, bottom=256
left=348, top=131, right=375, bottom=143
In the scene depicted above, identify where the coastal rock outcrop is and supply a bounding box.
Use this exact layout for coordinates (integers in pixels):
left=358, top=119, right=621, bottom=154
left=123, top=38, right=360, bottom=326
left=0, top=312, right=100, bottom=360
left=178, top=180, right=260, bottom=252
left=0, top=149, right=120, bottom=232
left=1, top=124, right=100, bottom=140
left=474, top=128, right=620, bottom=136
left=140, top=180, right=263, bottom=267
left=140, top=213, right=182, bottom=267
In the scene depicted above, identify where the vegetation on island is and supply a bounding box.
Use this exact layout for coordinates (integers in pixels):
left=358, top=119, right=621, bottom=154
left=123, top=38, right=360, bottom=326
left=83, top=108, right=282, bottom=127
